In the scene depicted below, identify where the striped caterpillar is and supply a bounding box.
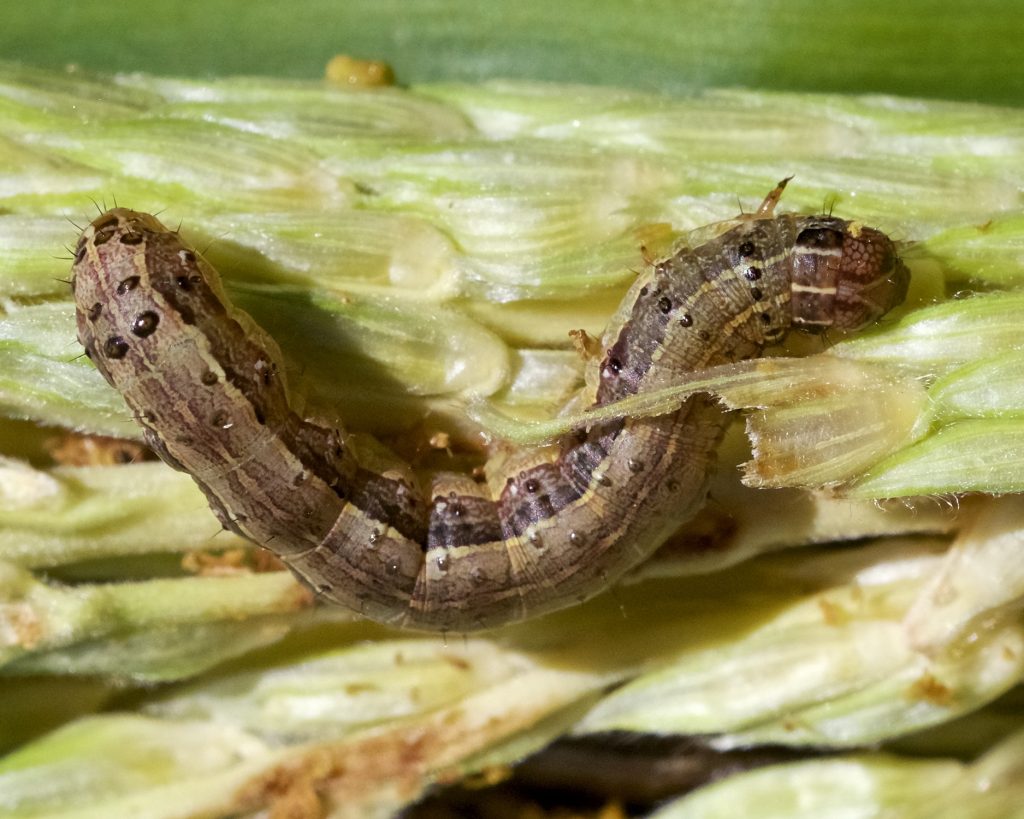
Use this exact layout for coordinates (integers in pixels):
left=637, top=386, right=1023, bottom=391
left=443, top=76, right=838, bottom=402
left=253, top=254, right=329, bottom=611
left=71, top=184, right=909, bottom=631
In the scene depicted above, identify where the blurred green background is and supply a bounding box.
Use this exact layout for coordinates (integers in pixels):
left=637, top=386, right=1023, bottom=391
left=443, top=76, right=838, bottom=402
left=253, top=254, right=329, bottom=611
left=2, top=0, right=1021, bottom=104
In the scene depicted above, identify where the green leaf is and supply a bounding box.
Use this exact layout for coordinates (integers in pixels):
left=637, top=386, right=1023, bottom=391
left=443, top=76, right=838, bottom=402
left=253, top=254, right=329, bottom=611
left=1, top=2, right=1022, bottom=105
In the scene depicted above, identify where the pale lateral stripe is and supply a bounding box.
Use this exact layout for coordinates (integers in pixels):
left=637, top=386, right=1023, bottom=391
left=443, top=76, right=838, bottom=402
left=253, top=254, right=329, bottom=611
left=792, top=245, right=842, bottom=258
left=658, top=246, right=799, bottom=330
left=724, top=247, right=793, bottom=281
left=790, top=283, right=839, bottom=295
left=793, top=316, right=835, bottom=325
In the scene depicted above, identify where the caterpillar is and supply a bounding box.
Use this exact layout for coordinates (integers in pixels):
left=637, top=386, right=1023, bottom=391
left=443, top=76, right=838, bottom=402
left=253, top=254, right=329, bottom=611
left=71, top=184, right=909, bottom=631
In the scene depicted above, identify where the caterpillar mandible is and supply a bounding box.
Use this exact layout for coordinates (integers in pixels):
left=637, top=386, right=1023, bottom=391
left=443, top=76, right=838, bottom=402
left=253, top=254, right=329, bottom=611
left=71, top=183, right=909, bottom=631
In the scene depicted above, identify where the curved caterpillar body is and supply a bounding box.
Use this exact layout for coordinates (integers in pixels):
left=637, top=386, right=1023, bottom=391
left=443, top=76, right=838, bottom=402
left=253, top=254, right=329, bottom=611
left=71, top=190, right=909, bottom=631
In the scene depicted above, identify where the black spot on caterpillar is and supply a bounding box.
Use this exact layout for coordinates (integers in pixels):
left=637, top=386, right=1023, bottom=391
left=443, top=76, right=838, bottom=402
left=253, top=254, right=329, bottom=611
left=71, top=183, right=909, bottom=631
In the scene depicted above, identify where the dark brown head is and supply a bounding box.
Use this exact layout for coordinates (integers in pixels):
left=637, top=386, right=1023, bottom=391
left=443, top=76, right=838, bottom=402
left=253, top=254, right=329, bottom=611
left=789, top=216, right=910, bottom=332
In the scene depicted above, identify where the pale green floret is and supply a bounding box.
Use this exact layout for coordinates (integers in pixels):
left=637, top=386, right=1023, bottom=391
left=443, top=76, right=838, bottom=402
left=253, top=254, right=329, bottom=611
left=649, top=727, right=1024, bottom=819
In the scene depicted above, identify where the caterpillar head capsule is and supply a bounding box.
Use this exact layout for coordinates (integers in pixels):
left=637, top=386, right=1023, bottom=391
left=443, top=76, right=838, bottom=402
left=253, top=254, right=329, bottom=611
left=790, top=217, right=910, bottom=332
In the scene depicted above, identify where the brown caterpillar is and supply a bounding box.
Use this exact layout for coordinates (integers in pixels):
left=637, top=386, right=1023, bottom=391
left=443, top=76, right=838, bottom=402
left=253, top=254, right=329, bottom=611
left=71, top=184, right=909, bottom=631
